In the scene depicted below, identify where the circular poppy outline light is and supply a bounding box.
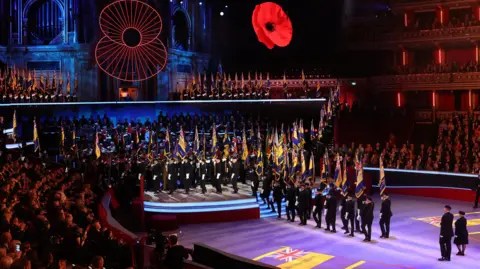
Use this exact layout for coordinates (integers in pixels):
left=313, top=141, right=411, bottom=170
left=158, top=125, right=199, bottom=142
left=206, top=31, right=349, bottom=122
left=252, top=2, right=293, bottom=50
left=95, top=36, right=168, bottom=82
left=96, top=0, right=168, bottom=82
left=99, top=0, right=163, bottom=47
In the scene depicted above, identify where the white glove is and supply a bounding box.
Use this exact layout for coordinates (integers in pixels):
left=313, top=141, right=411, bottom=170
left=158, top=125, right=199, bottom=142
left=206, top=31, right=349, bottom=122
left=357, top=209, right=360, bottom=215
left=380, top=213, right=382, bottom=218
left=186, top=174, right=190, bottom=179
left=323, top=209, right=327, bottom=216
left=286, top=201, right=289, bottom=207
left=231, top=174, right=235, bottom=179
left=251, top=181, right=254, bottom=187
left=202, top=174, right=205, bottom=180
left=177, top=173, right=180, bottom=176
left=295, top=201, right=299, bottom=206
left=153, top=175, right=157, bottom=181
left=65, top=168, right=69, bottom=173
left=121, top=172, right=125, bottom=177
left=324, top=200, right=327, bottom=206
left=357, top=216, right=360, bottom=221
left=168, top=174, right=171, bottom=180
left=440, top=235, right=443, bottom=238
left=217, top=173, right=220, bottom=179
left=345, top=213, right=349, bottom=219
left=138, top=174, right=141, bottom=180
left=339, top=206, right=342, bottom=212
left=313, top=206, right=316, bottom=212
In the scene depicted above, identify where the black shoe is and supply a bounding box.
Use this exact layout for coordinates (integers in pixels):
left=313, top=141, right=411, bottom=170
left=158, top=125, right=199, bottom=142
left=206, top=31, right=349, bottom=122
left=290, top=220, right=295, bottom=222
left=287, top=218, right=291, bottom=221
left=438, top=258, right=446, bottom=261
left=341, top=227, right=347, bottom=230
left=325, top=228, right=331, bottom=231
left=344, top=231, right=349, bottom=234
left=277, top=216, right=281, bottom=219
left=456, top=252, right=462, bottom=256
left=380, top=235, right=385, bottom=239
left=331, top=230, right=336, bottom=233
left=363, top=239, right=369, bottom=242
left=316, top=225, right=321, bottom=228
left=298, top=223, right=303, bottom=226
left=349, top=234, right=354, bottom=237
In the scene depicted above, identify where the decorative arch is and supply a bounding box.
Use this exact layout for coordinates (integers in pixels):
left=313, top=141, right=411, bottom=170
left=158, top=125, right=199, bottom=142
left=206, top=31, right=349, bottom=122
left=23, top=0, right=65, bottom=15
left=172, top=5, right=192, bottom=51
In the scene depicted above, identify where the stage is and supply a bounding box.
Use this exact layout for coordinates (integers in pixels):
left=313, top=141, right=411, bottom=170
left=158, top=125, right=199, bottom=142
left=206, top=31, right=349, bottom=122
left=176, top=195, right=480, bottom=269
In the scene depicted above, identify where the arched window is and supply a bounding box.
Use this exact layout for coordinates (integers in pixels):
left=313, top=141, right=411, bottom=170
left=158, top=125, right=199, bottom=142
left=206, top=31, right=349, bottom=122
left=27, top=0, right=63, bottom=45
left=172, top=10, right=190, bottom=51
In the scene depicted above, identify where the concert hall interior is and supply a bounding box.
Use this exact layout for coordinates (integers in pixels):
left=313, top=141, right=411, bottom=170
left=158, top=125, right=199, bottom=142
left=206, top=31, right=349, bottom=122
left=1, top=0, right=480, bottom=269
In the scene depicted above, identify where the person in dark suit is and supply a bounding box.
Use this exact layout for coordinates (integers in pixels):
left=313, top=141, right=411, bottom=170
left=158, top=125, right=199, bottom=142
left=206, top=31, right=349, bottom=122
left=361, top=196, right=374, bottom=242
left=454, top=211, right=468, bottom=256
left=340, top=196, right=347, bottom=230
left=297, top=184, right=309, bottom=225
left=379, top=192, right=392, bottom=239
left=272, top=182, right=284, bottom=218
left=213, top=157, right=223, bottom=193
left=152, top=160, right=163, bottom=193
left=261, top=168, right=273, bottom=208
left=306, top=182, right=313, bottom=219
left=285, top=182, right=296, bottom=222
left=230, top=155, right=240, bottom=193
left=325, top=191, right=337, bottom=233
left=197, top=158, right=207, bottom=194
left=180, top=158, right=193, bottom=194
left=344, top=194, right=355, bottom=237
left=167, top=159, right=177, bottom=194
left=312, top=188, right=324, bottom=228
left=164, top=234, right=188, bottom=269
left=355, top=194, right=366, bottom=233
left=439, top=205, right=454, bottom=261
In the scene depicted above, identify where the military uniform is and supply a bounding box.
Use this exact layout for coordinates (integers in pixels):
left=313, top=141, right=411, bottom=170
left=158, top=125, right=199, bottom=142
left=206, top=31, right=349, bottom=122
left=286, top=185, right=296, bottom=222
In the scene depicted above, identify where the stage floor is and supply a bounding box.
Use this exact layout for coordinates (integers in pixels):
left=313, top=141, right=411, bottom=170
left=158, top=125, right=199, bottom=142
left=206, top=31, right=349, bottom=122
left=144, top=183, right=254, bottom=203
left=177, top=195, right=480, bottom=269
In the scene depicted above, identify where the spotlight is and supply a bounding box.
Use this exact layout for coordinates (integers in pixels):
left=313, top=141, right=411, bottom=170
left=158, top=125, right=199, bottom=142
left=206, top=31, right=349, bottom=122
left=225, top=5, right=228, bottom=8
left=170, top=0, right=172, bottom=2
left=199, top=2, right=202, bottom=5
left=220, top=11, right=224, bottom=16
left=180, top=1, right=183, bottom=4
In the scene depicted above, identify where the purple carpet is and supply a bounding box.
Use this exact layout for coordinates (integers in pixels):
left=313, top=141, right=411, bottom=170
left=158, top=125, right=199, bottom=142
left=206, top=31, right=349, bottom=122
left=177, top=195, right=480, bottom=269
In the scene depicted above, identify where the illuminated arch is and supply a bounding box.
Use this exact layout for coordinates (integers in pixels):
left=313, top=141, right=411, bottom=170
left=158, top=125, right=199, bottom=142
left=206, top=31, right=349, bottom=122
left=172, top=6, right=191, bottom=50
left=23, top=0, right=65, bottom=16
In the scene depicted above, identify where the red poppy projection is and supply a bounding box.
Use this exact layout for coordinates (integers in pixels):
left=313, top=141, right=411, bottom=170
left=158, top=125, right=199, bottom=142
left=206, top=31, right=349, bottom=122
left=252, top=2, right=293, bottom=49
left=95, top=0, right=168, bottom=82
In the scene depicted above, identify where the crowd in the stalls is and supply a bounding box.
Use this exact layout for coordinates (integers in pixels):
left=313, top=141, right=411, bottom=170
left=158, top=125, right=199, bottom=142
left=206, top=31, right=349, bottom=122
left=330, top=113, right=480, bottom=174
left=0, top=152, right=133, bottom=268
left=0, top=68, right=78, bottom=103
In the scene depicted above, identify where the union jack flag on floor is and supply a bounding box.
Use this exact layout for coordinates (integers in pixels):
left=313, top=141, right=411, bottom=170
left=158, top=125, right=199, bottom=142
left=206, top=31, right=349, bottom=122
left=267, top=247, right=309, bottom=262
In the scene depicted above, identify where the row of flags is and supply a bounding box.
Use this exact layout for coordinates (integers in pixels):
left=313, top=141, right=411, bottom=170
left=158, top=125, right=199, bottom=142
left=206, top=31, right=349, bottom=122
left=0, top=67, right=78, bottom=93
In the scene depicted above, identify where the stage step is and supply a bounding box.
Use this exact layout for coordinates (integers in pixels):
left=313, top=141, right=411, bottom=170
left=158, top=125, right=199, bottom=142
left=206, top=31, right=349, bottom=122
left=252, top=192, right=289, bottom=219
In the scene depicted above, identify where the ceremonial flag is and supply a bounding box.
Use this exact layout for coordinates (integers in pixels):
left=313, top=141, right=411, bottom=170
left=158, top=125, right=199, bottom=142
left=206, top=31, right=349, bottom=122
left=12, top=110, right=17, bottom=142
left=255, top=146, right=263, bottom=176
left=135, top=129, right=140, bottom=144
left=148, top=130, right=154, bottom=157
left=299, top=119, right=305, bottom=147
left=300, top=150, right=306, bottom=176
left=211, top=124, right=218, bottom=154
left=355, top=154, right=365, bottom=198
left=305, top=153, right=314, bottom=182
left=265, top=126, right=272, bottom=158
left=95, top=132, right=101, bottom=159
left=241, top=73, right=245, bottom=88
left=164, top=127, right=171, bottom=156
left=33, top=117, right=40, bottom=153
left=341, top=157, right=349, bottom=196
left=66, top=74, right=71, bottom=94
left=242, top=128, right=248, bottom=161
left=379, top=157, right=387, bottom=195
left=274, top=127, right=284, bottom=174
left=283, top=72, right=287, bottom=90
left=72, top=130, right=77, bottom=153
left=310, top=120, right=315, bottom=139
left=334, top=154, right=342, bottom=188
left=193, top=126, right=200, bottom=155
left=176, top=127, right=187, bottom=159
left=223, top=127, right=230, bottom=158
left=292, top=123, right=299, bottom=149
left=60, top=126, right=65, bottom=154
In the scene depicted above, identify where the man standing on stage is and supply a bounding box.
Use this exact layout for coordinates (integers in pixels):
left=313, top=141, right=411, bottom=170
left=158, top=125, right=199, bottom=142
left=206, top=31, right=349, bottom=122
left=167, top=158, right=178, bottom=194
left=213, top=156, right=223, bottom=193
left=325, top=190, right=337, bottom=233
left=272, top=181, right=284, bottom=219
left=230, top=154, right=240, bottom=193
left=297, top=184, right=309, bottom=226
left=198, top=157, right=207, bottom=194
left=312, top=188, right=323, bottom=228
left=361, top=196, right=374, bottom=242
left=380, top=192, right=392, bottom=239
left=344, top=194, right=355, bottom=237
left=439, top=205, right=454, bottom=261
left=152, top=160, right=163, bottom=193
left=286, top=182, right=296, bottom=222
left=356, top=193, right=366, bottom=233
left=180, top=157, right=193, bottom=194
left=340, top=195, right=347, bottom=230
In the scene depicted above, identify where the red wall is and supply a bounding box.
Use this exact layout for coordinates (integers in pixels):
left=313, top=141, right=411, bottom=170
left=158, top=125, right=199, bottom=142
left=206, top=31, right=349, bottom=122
left=437, top=91, right=455, bottom=110
left=445, top=47, right=475, bottom=65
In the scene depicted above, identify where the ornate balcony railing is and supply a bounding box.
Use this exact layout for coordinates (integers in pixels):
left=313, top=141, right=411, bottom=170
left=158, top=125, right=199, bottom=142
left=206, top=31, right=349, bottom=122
left=370, top=72, right=480, bottom=91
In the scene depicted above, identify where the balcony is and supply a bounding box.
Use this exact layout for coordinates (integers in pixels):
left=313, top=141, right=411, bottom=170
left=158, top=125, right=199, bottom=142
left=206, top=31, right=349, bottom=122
left=370, top=71, right=480, bottom=91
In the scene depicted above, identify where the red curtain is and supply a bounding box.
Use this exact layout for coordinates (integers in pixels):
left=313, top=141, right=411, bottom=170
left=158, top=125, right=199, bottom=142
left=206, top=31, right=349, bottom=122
left=437, top=91, right=455, bottom=110
left=445, top=47, right=475, bottom=65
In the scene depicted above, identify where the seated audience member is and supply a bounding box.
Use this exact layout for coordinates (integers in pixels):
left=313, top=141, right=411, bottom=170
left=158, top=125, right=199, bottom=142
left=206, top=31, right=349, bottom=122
left=164, top=234, right=188, bottom=269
